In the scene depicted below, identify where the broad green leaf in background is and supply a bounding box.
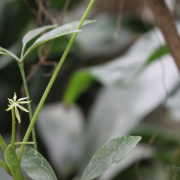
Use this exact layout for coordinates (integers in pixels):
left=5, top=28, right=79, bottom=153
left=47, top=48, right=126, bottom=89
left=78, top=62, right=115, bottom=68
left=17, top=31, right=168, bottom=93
left=63, top=23, right=180, bottom=105
left=20, top=147, right=57, bottom=180
left=37, top=103, right=84, bottom=177
left=63, top=26, right=167, bottom=105
left=22, top=20, right=96, bottom=61
left=80, top=136, right=141, bottom=180
left=80, top=54, right=179, bottom=180
left=63, top=69, right=94, bottom=106
left=21, top=24, right=57, bottom=56
left=5, top=145, right=24, bottom=180
left=0, top=47, right=20, bottom=62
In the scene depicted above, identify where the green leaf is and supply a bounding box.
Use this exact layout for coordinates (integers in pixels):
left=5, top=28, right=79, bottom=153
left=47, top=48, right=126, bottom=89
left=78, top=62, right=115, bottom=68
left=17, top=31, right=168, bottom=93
left=80, top=136, right=141, bottom=180
left=5, top=145, right=24, bottom=180
left=0, top=134, right=7, bottom=152
left=22, top=24, right=57, bottom=47
left=0, top=47, right=20, bottom=62
left=146, top=45, right=169, bottom=65
left=20, top=147, right=57, bottom=180
left=63, top=69, right=94, bottom=106
left=22, top=20, right=96, bottom=61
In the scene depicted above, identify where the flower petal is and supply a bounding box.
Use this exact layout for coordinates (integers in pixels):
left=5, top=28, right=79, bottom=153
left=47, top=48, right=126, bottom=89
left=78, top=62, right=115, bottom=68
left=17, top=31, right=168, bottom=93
left=18, top=101, right=31, bottom=104
left=17, top=104, right=29, bottom=112
left=18, top=96, right=29, bottom=102
left=13, top=93, right=17, bottom=101
left=15, top=106, right=21, bottom=123
left=8, top=98, right=13, bottom=103
left=6, top=106, right=12, bottom=111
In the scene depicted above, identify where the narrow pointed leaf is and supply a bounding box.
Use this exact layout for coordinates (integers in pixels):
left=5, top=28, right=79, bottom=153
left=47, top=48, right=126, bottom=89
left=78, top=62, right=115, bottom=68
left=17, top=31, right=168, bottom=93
left=22, top=24, right=57, bottom=47
left=22, top=20, right=96, bottom=61
left=146, top=45, right=169, bottom=65
left=20, top=147, right=57, bottom=180
left=80, top=136, right=141, bottom=180
left=0, top=135, right=7, bottom=152
left=0, top=47, right=20, bottom=62
left=5, top=145, right=24, bottom=180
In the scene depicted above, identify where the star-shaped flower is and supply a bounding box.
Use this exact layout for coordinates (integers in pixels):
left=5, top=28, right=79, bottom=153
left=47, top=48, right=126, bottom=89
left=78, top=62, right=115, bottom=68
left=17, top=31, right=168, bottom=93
left=6, top=93, right=31, bottom=123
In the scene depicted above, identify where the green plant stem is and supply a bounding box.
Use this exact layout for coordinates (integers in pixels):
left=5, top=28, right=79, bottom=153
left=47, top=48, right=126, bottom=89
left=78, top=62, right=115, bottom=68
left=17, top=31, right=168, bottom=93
left=15, top=142, right=36, bottom=145
left=17, top=0, right=96, bottom=162
left=0, top=159, right=12, bottom=176
left=11, top=108, right=16, bottom=150
left=18, top=63, right=37, bottom=150
left=0, top=135, right=7, bottom=152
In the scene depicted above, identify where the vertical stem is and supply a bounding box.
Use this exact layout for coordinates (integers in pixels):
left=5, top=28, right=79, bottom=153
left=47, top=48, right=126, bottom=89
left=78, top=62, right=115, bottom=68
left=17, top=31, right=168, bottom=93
left=11, top=108, right=16, bottom=150
left=18, top=0, right=96, bottom=162
left=18, top=63, right=37, bottom=150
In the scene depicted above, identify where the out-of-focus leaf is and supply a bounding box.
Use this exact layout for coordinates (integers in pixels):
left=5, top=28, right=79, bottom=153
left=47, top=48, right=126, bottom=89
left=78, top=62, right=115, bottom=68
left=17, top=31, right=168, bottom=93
left=5, top=145, right=24, bottom=180
left=80, top=136, right=141, bottom=180
left=64, top=26, right=168, bottom=105
left=22, top=20, right=96, bottom=61
left=0, top=47, right=20, bottom=62
left=89, top=28, right=166, bottom=88
left=80, top=54, right=179, bottom=179
left=63, top=69, right=94, bottom=106
left=22, top=24, right=57, bottom=49
left=146, top=45, right=169, bottom=65
left=37, top=103, right=84, bottom=177
left=20, top=147, right=57, bottom=180
left=76, top=14, right=136, bottom=57
left=0, top=42, right=21, bottom=70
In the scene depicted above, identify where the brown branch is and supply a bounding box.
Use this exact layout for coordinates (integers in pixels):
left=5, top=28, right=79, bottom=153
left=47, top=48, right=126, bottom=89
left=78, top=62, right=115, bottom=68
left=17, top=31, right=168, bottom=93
left=145, top=0, right=180, bottom=72
left=23, top=0, right=37, bottom=15
left=35, top=0, right=57, bottom=25
left=59, top=0, right=72, bottom=25
left=114, top=0, right=125, bottom=42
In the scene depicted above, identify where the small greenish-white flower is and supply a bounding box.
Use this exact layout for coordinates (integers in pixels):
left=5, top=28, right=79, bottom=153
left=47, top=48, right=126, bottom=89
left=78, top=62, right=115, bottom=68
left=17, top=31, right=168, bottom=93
left=6, top=93, right=31, bottom=123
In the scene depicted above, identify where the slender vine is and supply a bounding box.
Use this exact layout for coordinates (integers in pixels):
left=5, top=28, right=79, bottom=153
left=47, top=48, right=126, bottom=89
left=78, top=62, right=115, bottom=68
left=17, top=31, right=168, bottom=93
left=18, top=0, right=96, bottom=162
left=18, top=63, right=37, bottom=150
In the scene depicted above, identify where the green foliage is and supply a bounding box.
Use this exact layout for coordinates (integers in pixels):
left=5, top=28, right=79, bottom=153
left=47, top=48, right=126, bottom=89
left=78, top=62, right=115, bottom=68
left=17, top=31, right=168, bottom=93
left=0, top=135, right=7, bottom=152
left=5, top=145, right=24, bottom=180
left=80, top=136, right=141, bottom=180
left=63, top=69, right=94, bottom=106
left=20, top=147, right=57, bottom=180
left=0, top=47, right=20, bottom=62
left=21, top=20, right=96, bottom=61
left=146, top=45, right=169, bottom=65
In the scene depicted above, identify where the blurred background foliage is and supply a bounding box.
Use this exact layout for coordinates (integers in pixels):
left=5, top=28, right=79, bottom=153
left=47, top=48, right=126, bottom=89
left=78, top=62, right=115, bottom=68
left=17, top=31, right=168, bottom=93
left=1, top=0, right=180, bottom=179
